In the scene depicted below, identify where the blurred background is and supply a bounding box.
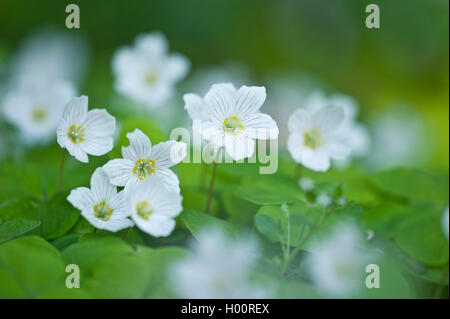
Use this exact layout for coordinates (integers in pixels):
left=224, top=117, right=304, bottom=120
left=0, top=0, right=448, bottom=170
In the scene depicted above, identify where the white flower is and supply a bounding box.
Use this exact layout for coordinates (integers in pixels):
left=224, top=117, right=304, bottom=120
left=307, top=223, right=368, bottom=298
left=56, top=95, right=116, bottom=163
left=287, top=106, right=351, bottom=172
left=170, top=228, right=271, bottom=298
left=103, top=129, right=186, bottom=193
left=67, top=168, right=134, bottom=232
left=298, top=177, right=315, bottom=192
left=443, top=206, right=449, bottom=240
left=126, top=176, right=182, bottom=237
left=183, top=83, right=279, bottom=161
left=304, top=91, right=371, bottom=158
left=316, top=192, right=332, bottom=207
left=2, top=81, right=75, bottom=145
left=112, top=32, right=189, bottom=108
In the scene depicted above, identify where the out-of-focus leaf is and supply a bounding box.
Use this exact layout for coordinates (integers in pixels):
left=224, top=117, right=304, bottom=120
left=40, top=193, right=80, bottom=240
left=0, top=219, right=40, bottom=243
left=180, top=210, right=243, bottom=239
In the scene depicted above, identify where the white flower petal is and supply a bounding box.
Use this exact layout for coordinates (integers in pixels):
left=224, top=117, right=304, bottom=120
left=234, top=85, right=266, bottom=117
left=67, top=187, right=94, bottom=211
left=135, top=32, right=168, bottom=58
left=224, top=135, right=255, bottom=161
left=134, top=214, right=175, bottom=237
left=325, top=141, right=352, bottom=160
left=103, top=158, right=136, bottom=187
left=65, top=142, right=89, bottom=163
left=243, top=113, right=279, bottom=140
left=313, top=106, right=344, bottom=134
left=108, top=191, right=130, bottom=218
left=302, top=149, right=330, bottom=172
left=81, top=208, right=134, bottom=232
left=165, top=53, right=190, bottom=82
left=122, top=128, right=152, bottom=161
left=287, top=133, right=304, bottom=163
left=62, top=95, right=88, bottom=125
left=80, top=136, right=114, bottom=157
left=204, top=83, right=236, bottom=123
left=151, top=141, right=187, bottom=168
left=184, top=93, right=208, bottom=121
left=154, top=168, right=181, bottom=193
left=90, top=167, right=117, bottom=202
left=288, top=108, right=313, bottom=133
left=83, top=109, right=116, bottom=139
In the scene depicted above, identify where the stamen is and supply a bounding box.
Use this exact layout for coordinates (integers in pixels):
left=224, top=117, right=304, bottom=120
left=93, top=201, right=114, bottom=221
left=136, top=201, right=152, bottom=220
left=304, top=128, right=324, bottom=150
left=222, top=116, right=244, bottom=135
left=144, top=71, right=158, bottom=85
left=133, top=159, right=156, bottom=180
left=31, top=106, right=48, bottom=122
left=67, top=124, right=85, bottom=144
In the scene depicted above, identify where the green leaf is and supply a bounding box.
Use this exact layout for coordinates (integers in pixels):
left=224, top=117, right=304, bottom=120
left=0, top=236, right=67, bottom=298
left=40, top=193, right=80, bottom=240
left=0, top=219, right=41, bottom=243
left=236, top=175, right=305, bottom=205
left=0, top=197, right=41, bottom=222
left=180, top=210, right=244, bottom=239
left=51, top=233, right=81, bottom=251
left=372, top=168, right=449, bottom=204
left=181, top=188, right=219, bottom=214
left=222, top=190, right=259, bottom=225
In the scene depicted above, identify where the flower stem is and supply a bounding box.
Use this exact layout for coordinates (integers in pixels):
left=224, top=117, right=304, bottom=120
left=122, top=228, right=130, bottom=240
left=92, top=228, right=97, bottom=234
left=57, top=149, right=67, bottom=192
left=205, top=149, right=221, bottom=214
left=280, top=205, right=333, bottom=275
left=198, top=162, right=208, bottom=192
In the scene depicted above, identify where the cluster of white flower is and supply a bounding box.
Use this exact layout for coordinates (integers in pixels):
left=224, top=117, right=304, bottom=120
left=60, top=94, right=186, bottom=237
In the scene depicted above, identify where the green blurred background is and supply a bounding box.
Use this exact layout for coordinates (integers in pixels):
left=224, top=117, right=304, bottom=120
left=0, top=0, right=448, bottom=168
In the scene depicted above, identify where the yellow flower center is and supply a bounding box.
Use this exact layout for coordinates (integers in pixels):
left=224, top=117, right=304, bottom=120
left=304, top=128, right=323, bottom=150
left=67, top=124, right=85, bottom=144
left=133, top=158, right=155, bottom=180
left=144, top=71, right=158, bottom=85
left=93, top=201, right=114, bottom=221
left=222, top=116, right=243, bottom=135
left=136, top=201, right=152, bottom=220
left=31, top=106, right=48, bottom=122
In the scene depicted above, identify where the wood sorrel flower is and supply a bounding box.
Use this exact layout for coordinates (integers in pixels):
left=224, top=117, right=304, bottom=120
left=287, top=106, right=351, bottom=172
left=103, top=129, right=186, bottom=193
left=56, top=95, right=116, bottom=163
left=67, top=168, right=133, bottom=232
left=112, top=32, right=189, bottom=109
left=184, top=83, right=279, bottom=161
left=126, top=176, right=182, bottom=237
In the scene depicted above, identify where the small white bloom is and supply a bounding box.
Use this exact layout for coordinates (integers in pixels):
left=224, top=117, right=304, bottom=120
left=287, top=106, right=351, bottom=172
left=103, top=128, right=186, bottom=192
left=304, top=91, right=371, bottom=159
left=308, top=223, right=368, bottom=298
left=183, top=83, right=279, bottom=161
left=126, top=176, right=182, bottom=237
left=2, top=81, right=75, bottom=145
left=56, top=95, right=116, bottom=163
left=112, top=32, right=189, bottom=108
left=67, top=168, right=134, bottom=232
left=298, top=177, right=315, bottom=192
left=170, top=228, right=271, bottom=298
left=316, top=192, right=332, bottom=207
left=443, top=206, right=449, bottom=240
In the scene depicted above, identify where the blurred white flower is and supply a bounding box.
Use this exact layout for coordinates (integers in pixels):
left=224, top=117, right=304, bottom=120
left=2, top=81, right=75, bottom=145
left=183, top=83, right=279, bottom=161
left=56, top=96, right=116, bottom=163
left=443, top=206, right=449, bottom=240
left=112, top=32, right=189, bottom=109
left=369, top=104, right=428, bottom=170
left=307, top=223, right=368, bottom=298
left=11, top=27, right=89, bottom=86
left=304, top=91, right=371, bottom=160
left=316, top=192, right=332, bottom=207
left=287, top=106, right=351, bottom=171
left=67, top=168, right=133, bottom=232
left=126, top=176, right=182, bottom=237
left=103, top=129, right=186, bottom=193
left=298, top=177, right=315, bottom=191
left=170, top=228, right=271, bottom=298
